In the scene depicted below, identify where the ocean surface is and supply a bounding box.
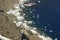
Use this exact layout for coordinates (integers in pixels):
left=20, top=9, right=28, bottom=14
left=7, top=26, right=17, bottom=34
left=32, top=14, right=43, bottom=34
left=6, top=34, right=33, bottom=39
left=25, top=0, right=59, bottom=40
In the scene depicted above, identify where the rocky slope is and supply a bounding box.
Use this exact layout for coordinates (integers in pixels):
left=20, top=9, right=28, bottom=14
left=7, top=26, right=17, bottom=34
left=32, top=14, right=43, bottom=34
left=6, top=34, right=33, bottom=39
left=0, top=0, right=20, bottom=40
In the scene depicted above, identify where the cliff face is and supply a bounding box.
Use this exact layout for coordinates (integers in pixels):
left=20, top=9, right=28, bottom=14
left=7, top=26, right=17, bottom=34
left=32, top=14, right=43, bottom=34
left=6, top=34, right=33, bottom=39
left=0, top=0, right=20, bottom=40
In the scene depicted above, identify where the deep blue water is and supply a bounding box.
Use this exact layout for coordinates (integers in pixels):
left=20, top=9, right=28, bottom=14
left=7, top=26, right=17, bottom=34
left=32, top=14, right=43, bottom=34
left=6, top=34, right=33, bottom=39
left=26, top=0, right=60, bottom=40
left=25, top=0, right=60, bottom=40
left=33, top=0, right=60, bottom=40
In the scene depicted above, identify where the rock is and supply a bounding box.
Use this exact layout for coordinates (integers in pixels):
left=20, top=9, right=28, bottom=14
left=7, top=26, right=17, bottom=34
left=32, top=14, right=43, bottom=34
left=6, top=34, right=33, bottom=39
left=0, top=0, right=21, bottom=40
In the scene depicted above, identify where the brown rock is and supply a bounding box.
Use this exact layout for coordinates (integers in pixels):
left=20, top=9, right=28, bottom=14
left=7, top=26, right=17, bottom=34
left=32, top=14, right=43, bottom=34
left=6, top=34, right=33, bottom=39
left=0, top=0, right=20, bottom=40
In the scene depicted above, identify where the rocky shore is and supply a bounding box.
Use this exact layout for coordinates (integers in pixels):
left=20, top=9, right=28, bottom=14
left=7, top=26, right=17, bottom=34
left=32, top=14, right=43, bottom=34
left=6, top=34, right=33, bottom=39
left=0, top=0, right=52, bottom=40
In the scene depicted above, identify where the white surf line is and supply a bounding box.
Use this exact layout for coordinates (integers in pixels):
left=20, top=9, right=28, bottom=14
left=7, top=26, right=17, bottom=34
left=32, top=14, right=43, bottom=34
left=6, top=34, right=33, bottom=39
left=7, top=0, right=53, bottom=40
left=0, top=35, right=11, bottom=40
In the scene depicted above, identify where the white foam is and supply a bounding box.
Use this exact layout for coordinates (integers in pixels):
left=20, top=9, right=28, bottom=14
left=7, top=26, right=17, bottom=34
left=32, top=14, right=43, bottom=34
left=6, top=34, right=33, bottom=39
left=24, top=21, right=28, bottom=23
left=44, top=26, right=47, bottom=28
left=24, top=3, right=36, bottom=6
left=38, top=1, right=40, bottom=3
left=30, top=29, right=38, bottom=34
left=16, top=21, right=23, bottom=27
left=38, top=35, right=52, bottom=40
left=23, top=23, right=28, bottom=28
left=27, top=21, right=33, bottom=24
left=17, top=16, right=24, bottom=21
left=13, top=20, right=16, bottom=23
left=13, top=4, right=20, bottom=9
left=6, top=0, right=53, bottom=40
left=0, top=35, right=11, bottom=40
left=55, top=38, right=58, bottom=40
left=49, top=30, right=53, bottom=33
left=33, top=27, right=37, bottom=30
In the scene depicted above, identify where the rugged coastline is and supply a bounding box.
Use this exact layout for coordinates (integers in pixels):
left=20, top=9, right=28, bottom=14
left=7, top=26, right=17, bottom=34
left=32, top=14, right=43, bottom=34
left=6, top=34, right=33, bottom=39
left=0, top=0, right=52, bottom=40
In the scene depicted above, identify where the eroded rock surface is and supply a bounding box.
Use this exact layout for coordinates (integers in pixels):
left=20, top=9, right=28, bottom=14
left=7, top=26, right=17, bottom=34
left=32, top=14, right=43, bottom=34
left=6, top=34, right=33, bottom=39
left=0, top=0, right=20, bottom=40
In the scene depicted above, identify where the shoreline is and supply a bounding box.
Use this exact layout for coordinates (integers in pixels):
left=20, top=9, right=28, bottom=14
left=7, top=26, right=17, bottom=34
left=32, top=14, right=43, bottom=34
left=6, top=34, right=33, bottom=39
left=0, top=0, right=53, bottom=40
left=7, top=0, right=52, bottom=40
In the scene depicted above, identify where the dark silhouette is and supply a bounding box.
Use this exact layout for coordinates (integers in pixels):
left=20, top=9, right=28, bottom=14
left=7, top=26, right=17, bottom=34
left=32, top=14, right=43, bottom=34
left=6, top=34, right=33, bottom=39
left=0, top=39, right=2, bottom=40
left=0, top=10, right=4, bottom=12
left=21, top=33, right=29, bottom=40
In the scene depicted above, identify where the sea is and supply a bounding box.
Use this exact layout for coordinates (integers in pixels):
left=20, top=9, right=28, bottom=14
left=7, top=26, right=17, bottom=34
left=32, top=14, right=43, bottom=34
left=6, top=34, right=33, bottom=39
left=24, top=0, right=59, bottom=40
